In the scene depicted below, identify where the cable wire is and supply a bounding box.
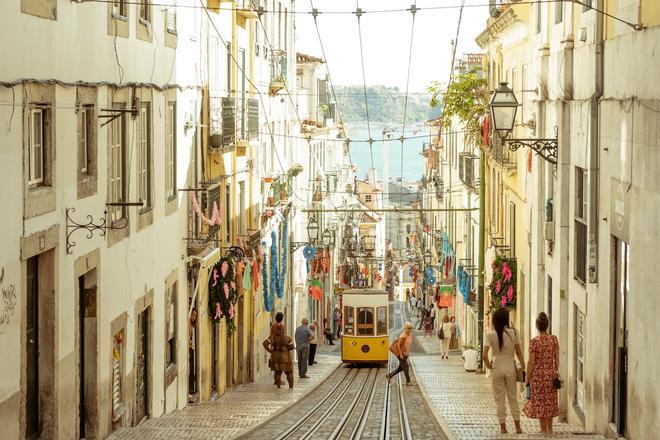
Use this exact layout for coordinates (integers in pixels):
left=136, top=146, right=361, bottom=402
left=400, top=2, right=418, bottom=187
left=354, top=1, right=374, bottom=171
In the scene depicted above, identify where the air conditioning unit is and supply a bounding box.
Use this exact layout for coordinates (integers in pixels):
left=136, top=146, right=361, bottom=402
left=545, top=222, right=555, bottom=241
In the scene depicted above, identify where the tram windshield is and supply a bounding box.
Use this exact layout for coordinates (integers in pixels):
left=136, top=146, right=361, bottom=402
left=357, top=307, right=374, bottom=336
left=343, top=306, right=354, bottom=335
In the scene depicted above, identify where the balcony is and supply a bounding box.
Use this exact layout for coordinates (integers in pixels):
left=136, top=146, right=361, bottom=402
left=185, top=183, right=222, bottom=255
left=209, top=97, right=259, bottom=153
left=269, top=51, right=288, bottom=95
left=236, top=0, right=260, bottom=18
left=491, top=138, right=516, bottom=169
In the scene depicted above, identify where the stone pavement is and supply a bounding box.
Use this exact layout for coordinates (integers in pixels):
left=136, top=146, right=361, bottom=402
left=411, top=333, right=606, bottom=440
left=108, top=347, right=341, bottom=440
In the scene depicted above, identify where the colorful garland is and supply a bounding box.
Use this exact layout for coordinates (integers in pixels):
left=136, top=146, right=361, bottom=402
left=208, top=256, right=238, bottom=335
left=279, top=220, right=288, bottom=295
left=262, top=244, right=273, bottom=311
left=270, top=231, right=281, bottom=299
left=189, top=192, right=221, bottom=226
left=488, top=256, right=517, bottom=312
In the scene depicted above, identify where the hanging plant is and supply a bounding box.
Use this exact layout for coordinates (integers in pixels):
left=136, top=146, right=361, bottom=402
left=262, top=243, right=273, bottom=311
left=280, top=220, right=288, bottom=295
left=487, top=256, right=517, bottom=312
left=208, top=256, right=238, bottom=335
left=270, top=231, right=282, bottom=299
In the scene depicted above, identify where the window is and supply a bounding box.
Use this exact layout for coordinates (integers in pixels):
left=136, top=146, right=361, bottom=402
left=109, top=110, right=126, bottom=222
left=166, top=102, right=176, bottom=199
left=139, top=0, right=150, bottom=22
left=343, top=306, right=354, bottom=335
left=376, top=306, right=387, bottom=336
left=356, top=307, right=374, bottom=336
left=238, top=181, right=246, bottom=235
left=80, top=105, right=94, bottom=175
left=365, top=194, right=372, bottom=203
left=137, top=104, right=152, bottom=209
left=555, top=1, right=563, bottom=24
left=165, top=283, right=177, bottom=369
left=28, top=109, right=44, bottom=185
left=547, top=275, right=553, bottom=334
left=113, top=0, right=127, bottom=17
left=574, top=306, right=585, bottom=412
left=575, top=167, right=587, bottom=283
left=536, top=2, right=542, bottom=33
left=166, top=8, right=177, bottom=33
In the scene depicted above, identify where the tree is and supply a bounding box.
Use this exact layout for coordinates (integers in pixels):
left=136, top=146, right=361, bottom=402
left=428, top=68, right=489, bottom=148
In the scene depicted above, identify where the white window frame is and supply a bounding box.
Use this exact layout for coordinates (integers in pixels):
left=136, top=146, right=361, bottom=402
left=112, top=0, right=127, bottom=18
left=80, top=106, right=95, bottom=175
left=109, top=111, right=125, bottom=222
left=137, top=104, right=151, bottom=209
left=28, top=108, right=44, bottom=185
left=139, top=0, right=150, bottom=22
left=166, top=8, right=177, bottom=33
left=165, top=284, right=176, bottom=369
left=166, top=102, right=176, bottom=199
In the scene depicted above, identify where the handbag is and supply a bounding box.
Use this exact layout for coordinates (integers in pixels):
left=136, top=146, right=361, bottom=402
left=437, top=326, right=445, bottom=340
left=553, top=375, right=563, bottom=389
left=389, top=339, right=402, bottom=358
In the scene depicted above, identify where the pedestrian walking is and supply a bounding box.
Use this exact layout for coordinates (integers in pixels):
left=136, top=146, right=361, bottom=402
left=308, top=320, right=320, bottom=366
left=294, top=318, right=313, bottom=378
left=386, top=322, right=415, bottom=385
left=333, top=307, right=342, bottom=338
left=449, top=316, right=460, bottom=350
left=428, top=304, right=436, bottom=328
left=262, top=312, right=295, bottom=389
left=323, top=318, right=335, bottom=345
left=483, top=308, right=526, bottom=435
left=524, top=312, right=560, bottom=434
left=417, top=305, right=427, bottom=330
left=438, top=315, right=452, bottom=358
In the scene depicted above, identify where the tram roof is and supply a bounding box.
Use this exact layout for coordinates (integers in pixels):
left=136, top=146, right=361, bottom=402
left=341, top=289, right=387, bottom=295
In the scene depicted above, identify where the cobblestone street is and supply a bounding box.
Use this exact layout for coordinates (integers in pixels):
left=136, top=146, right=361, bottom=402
left=108, top=350, right=341, bottom=440
left=411, top=330, right=607, bottom=440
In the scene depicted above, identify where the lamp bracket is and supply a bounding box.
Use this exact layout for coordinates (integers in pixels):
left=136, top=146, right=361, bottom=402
left=504, top=136, right=557, bottom=165
left=290, top=241, right=309, bottom=252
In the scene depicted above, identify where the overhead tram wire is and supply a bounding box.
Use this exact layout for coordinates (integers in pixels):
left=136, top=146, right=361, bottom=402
left=80, top=0, right=644, bottom=30
left=449, top=0, right=467, bottom=88
left=309, top=0, right=353, bottom=165
left=354, top=1, right=375, bottom=172
left=399, top=1, right=418, bottom=186
left=198, top=0, right=286, bottom=176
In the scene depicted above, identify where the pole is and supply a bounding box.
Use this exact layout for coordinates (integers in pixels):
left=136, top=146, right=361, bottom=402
left=477, top=152, right=486, bottom=371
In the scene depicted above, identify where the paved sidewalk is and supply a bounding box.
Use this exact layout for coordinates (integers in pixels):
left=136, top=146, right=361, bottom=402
left=108, top=349, right=340, bottom=440
left=411, top=335, right=605, bottom=440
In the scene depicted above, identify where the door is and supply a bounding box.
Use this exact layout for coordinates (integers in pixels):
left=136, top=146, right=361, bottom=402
left=613, top=239, right=629, bottom=435
left=26, top=256, right=40, bottom=439
left=79, top=278, right=97, bottom=439
left=135, top=309, right=149, bottom=423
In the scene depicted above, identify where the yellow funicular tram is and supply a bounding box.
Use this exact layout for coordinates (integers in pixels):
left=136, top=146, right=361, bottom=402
left=341, top=289, right=389, bottom=364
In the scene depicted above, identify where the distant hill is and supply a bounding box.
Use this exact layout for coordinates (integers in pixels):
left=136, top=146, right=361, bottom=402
left=334, top=85, right=436, bottom=125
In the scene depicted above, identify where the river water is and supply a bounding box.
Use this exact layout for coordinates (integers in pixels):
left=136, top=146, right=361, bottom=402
left=344, top=123, right=426, bottom=183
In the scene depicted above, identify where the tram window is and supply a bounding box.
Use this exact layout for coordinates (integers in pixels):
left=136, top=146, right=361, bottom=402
left=357, top=307, right=375, bottom=336
left=376, top=306, right=388, bottom=335
left=343, top=306, right=354, bottom=335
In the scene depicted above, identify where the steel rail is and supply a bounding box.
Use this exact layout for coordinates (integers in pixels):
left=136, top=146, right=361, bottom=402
left=396, top=373, right=413, bottom=440
left=349, top=365, right=381, bottom=439
left=299, top=368, right=371, bottom=439
left=274, top=367, right=357, bottom=440
left=328, top=367, right=379, bottom=439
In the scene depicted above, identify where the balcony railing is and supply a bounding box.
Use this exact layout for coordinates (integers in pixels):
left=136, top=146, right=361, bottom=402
left=491, top=138, right=516, bottom=169
left=209, top=96, right=259, bottom=150
left=185, top=183, right=221, bottom=255
left=269, top=52, right=288, bottom=95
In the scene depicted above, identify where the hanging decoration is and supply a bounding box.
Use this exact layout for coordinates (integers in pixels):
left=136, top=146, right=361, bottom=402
left=270, top=231, right=282, bottom=299
left=208, top=256, right=239, bottom=335
left=308, top=279, right=323, bottom=300
left=488, top=256, right=517, bottom=312
left=457, top=266, right=472, bottom=305
left=262, top=243, right=274, bottom=311
left=189, top=192, right=221, bottom=226
left=303, top=245, right=316, bottom=273
left=279, top=220, right=288, bottom=294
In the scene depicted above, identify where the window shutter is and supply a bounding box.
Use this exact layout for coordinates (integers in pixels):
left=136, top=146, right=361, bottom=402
left=166, top=10, right=176, bottom=32
left=221, top=97, right=236, bottom=146
left=247, top=98, right=259, bottom=140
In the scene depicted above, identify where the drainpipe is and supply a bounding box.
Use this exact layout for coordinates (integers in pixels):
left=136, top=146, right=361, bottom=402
left=588, top=0, right=604, bottom=285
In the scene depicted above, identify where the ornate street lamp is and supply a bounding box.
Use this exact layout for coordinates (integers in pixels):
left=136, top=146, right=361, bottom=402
left=490, top=82, right=558, bottom=165
left=423, top=249, right=432, bottom=267
left=307, top=216, right=319, bottom=243
left=322, top=228, right=332, bottom=246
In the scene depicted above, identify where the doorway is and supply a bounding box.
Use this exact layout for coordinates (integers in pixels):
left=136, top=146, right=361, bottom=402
left=26, top=256, right=40, bottom=439
left=612, top=238, right=628, bottom=435
left=78, top=271, right=98, bottom=439
left=135, top=309, right=150, bottom=424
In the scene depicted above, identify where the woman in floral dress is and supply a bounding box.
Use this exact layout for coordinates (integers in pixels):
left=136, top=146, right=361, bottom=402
left=524, top=312, right=560, bottom=433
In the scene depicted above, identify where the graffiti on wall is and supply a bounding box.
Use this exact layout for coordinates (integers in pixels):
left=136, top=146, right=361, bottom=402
left=0, top=267, right=17, bottom=334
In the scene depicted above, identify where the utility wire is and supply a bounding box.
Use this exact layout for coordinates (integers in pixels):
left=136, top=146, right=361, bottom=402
left=449, top=0, right=466, bottom=87
left=354, top=1, right=374, bottom=171
left=400, top=2, right=418, bottom=188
